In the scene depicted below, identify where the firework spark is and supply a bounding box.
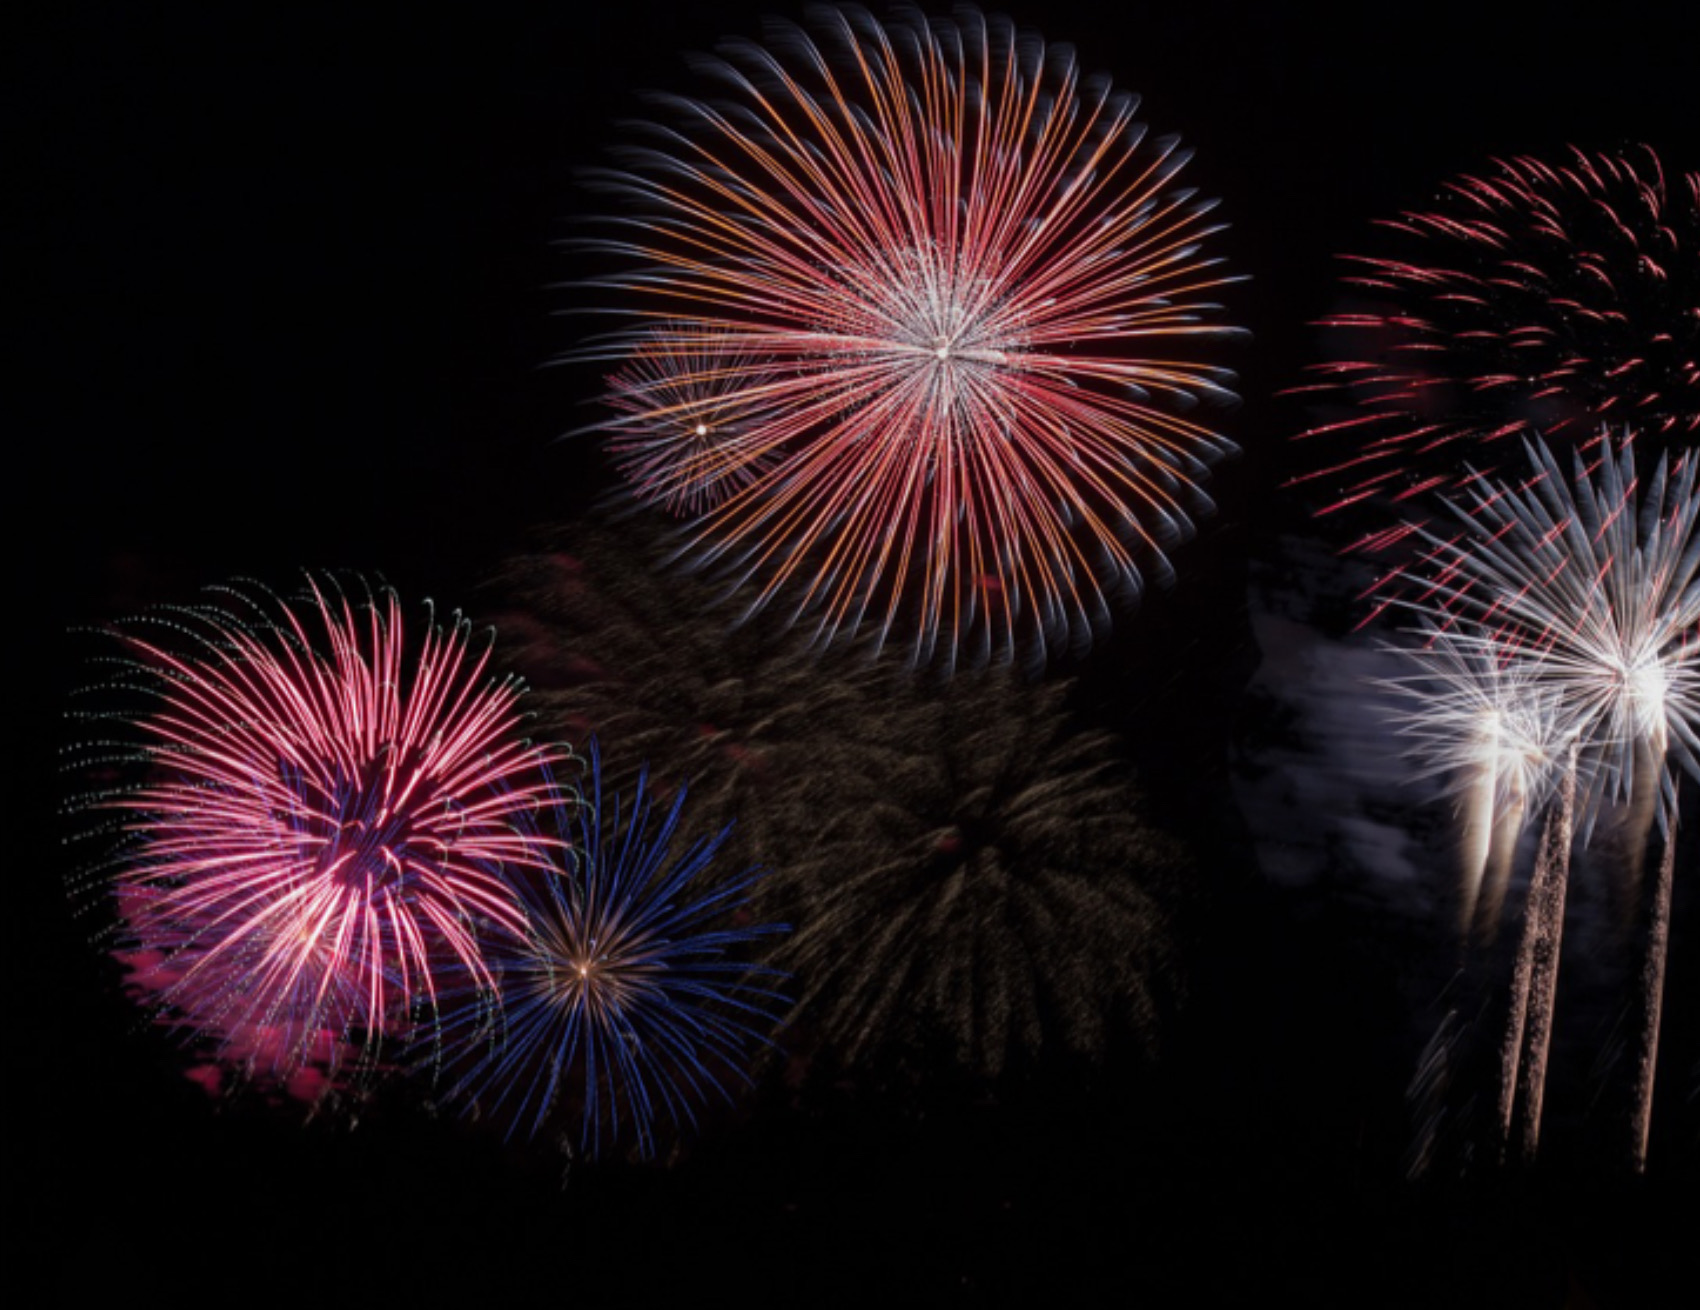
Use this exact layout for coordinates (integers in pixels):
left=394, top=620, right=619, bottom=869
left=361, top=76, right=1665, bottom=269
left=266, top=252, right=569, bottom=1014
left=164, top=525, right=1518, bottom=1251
left=68, top=577, right=564, bottom=1089
left=585, top=5, right=1244, bottom=668
left=1291, top=146, right=1700, bottom=556
left=439, top=743, right=788, bottom=1160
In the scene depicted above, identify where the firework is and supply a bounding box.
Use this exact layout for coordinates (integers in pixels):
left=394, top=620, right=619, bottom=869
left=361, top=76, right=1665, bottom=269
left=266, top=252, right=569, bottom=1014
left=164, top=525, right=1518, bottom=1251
left=603, top=327, right=777, bottom=517
left=1291, top=146, right=1700, bottom=556
left=438, top=743, right=788, bottom=1160
left=765, top=674, right=1185, bottom=1079
left=1381, top=622, right=1572, bottom=938
left=488, top=523, right=1185, bottom=1079
left=486, top=518, right=887, bottom=857
left=1410, top=435, right=1698, bottom=832
left=585, top=5, right=1243, bottom=668
left=68, top=577, right=564, bottom=1090
left=1403, top=433, right=1699, bottom=1167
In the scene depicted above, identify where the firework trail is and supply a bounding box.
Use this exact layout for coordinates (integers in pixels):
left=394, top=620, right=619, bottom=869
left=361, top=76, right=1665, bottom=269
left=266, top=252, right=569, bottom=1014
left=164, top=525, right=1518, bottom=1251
left=1501, top=757, right=1576, bottom=1163
left=437, top=743, right=788, bottom=1161
left=1404, top=433, right=1699, bottom=1166
left=1291, top=145, right=1699, bottom=562
left=66, top=577, right=564, bottom=1091
left=584, top=5, right=1244, bottom=669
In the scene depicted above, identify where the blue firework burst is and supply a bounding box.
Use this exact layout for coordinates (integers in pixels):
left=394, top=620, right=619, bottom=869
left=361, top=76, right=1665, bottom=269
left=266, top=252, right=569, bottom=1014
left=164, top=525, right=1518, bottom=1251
left=441, top=743, right=788, bottom=1160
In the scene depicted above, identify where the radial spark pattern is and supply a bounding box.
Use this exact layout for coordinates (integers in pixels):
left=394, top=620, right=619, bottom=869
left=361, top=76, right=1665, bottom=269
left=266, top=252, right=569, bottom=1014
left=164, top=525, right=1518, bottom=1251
left=764, top=674, right=1185, bottom=1079
left=70, top=578, right=563, bottom=1088
left=1407, top=435, right=1700, bottom=834
left=441, top=745, right=788, bottom=1160
left=1383, top=621, right=1572, bottom=824
left=604, top=328, right=777, bottom=517
left=1292, top=146, right=1700, bottom=554
left=587, top=5, right=1243, bottom=667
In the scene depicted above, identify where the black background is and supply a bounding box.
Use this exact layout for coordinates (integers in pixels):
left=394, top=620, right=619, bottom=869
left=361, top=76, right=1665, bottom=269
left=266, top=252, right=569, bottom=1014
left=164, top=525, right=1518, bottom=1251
left=14, top=1, right=1698, bottom=1304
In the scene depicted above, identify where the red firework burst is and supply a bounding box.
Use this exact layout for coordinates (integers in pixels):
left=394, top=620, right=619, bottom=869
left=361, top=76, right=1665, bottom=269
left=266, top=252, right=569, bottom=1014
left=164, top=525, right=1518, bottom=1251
left=78, top=577, right=566, bottom=1090
left=586, top=6, right=1243, bottom=668
left=1290, top=145, right=1700, bottom=556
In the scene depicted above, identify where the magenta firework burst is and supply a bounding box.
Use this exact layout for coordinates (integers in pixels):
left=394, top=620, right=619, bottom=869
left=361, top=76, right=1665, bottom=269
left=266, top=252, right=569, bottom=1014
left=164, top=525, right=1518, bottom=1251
left=74, top=577, right=565, bottom=1089
left=586, top=5, right=1244, bottom=667
left=1292, top=145, right=1700, bottom=553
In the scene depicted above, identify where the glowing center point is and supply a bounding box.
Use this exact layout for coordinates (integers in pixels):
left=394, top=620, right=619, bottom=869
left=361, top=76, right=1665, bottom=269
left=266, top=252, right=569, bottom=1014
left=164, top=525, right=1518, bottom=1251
left=693, top=423, right=709, bottom=438
left=1622, top=650, right=1670, bottom=737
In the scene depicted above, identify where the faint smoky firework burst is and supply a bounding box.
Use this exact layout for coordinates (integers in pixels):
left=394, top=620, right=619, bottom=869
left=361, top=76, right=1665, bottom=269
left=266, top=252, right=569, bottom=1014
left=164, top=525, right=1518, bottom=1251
left=484, top=518, right=888, bottom=859
left=584, top=4, right=1244, bottom=669
left=1291, top=145, right=1699, bottom=557
left=437, top=743, right=788, bottom=1161
left=64, top=576, right=566, bottom=1095
left=603, top=327, right=778, bottom=517
left=761, top=674, right=1187, bottom=1080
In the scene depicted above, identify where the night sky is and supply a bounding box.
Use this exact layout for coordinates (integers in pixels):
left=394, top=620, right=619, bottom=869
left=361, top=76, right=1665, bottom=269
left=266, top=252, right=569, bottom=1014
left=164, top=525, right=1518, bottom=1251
left=15, top=2, right=1698, bottom=1304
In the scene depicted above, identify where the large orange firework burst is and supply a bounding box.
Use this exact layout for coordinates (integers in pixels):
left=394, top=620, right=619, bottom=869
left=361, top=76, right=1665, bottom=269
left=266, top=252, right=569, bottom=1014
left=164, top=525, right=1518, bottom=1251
left=585, top=5, right=1244, bottom=668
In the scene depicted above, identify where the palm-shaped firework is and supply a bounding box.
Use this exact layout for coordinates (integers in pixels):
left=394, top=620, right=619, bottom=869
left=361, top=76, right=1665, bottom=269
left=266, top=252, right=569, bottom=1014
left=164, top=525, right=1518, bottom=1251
left=584, top=5, right=1244, bottom=669
left=436, top=743, right=789, bottom=1161
left=65, top=576, right=566, bottom=1098
left=1383, top=622, right=1572, bottom=941
left=1415, top=436, right=1698, bottom=829
left=1397, top=433, right=1699, bottom=1167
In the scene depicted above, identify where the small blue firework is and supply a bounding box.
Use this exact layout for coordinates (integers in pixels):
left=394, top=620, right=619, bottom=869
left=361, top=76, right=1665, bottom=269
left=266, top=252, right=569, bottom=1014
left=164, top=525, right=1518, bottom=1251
left=443, top=743, right=788, bottom=1160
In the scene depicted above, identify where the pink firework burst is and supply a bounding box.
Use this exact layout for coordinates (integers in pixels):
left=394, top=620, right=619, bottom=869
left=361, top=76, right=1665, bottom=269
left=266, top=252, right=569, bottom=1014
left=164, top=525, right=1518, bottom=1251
left=1290, top=145, right=1700, bottom=557
left=585, top=5, right=1244, bottom=668
left=75, top=577, right=567, bottom=1091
